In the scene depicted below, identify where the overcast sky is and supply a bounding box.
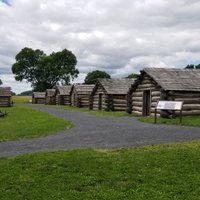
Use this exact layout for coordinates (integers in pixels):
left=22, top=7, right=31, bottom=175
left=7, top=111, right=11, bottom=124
left=0, top=0, right=200, bottom=94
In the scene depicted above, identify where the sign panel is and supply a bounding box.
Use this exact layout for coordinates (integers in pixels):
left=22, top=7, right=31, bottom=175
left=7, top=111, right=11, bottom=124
left=156, top=101, right=183, bottom=110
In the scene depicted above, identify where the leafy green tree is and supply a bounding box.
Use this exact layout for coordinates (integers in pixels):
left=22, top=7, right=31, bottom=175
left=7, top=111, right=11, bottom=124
left=84, top=70, right=111, bottom=84
left=185, top=64, right=195, bottom=69
left=185, top=64, right=200, bottom=69
left=195, top=64, right=200, bottom=69
left=126, top=73, right=139, bottom=79
left=12, top=47, right=79, bottom=91
left=0, top=78, right=2, bottom=85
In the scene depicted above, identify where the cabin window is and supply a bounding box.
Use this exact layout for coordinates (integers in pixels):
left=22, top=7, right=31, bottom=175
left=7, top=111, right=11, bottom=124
left=143, top=90, right=151, bottom=116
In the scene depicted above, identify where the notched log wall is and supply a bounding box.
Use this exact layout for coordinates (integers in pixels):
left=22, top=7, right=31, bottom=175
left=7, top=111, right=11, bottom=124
left=56, top=95, right=71, bottom=106
left=131, top=75, right=161, bottom=116
left=174, top=92, right=200, bottom=116
left=0, top=97, right=11, bottom=107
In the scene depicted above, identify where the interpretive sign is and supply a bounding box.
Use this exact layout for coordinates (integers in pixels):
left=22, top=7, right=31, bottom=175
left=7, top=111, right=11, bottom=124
left=156, top=101, right=183, bottom=110
left=155, top=100, right=183, bottom=124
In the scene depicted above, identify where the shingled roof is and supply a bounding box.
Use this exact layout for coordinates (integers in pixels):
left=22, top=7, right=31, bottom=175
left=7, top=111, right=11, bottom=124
left=0, top=87, right=11, bottom=97
left=46, top=89, right=56, bottom=97
left=72, top=84, right=94, bottom=94
left=143, top=68, right=200, bottom=91
left=55, top=86, right=72, bottom=95
left=96, top=78, right=135, bottom=94
left=33, top=92, right=46, bottom=98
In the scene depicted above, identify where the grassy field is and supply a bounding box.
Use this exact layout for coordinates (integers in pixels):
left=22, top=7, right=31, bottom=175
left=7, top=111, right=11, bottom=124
left=0, top=141, right=200, bottom=199
left=12, top=96, right=32, bottom=104
left=0, top=106, right=73, bottom=141
left=140, top=116, right=200, bottom=127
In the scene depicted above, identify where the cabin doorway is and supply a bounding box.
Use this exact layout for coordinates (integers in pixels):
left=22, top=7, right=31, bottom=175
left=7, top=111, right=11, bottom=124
left=73, top=94, right=76, bottom=106
left=98, top=93, right=102, bottom=110
left=143, top=90, right=151, bottom=116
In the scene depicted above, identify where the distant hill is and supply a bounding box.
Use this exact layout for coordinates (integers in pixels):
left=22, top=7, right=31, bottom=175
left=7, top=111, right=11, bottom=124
left=18, top=90, right=33, bottom=96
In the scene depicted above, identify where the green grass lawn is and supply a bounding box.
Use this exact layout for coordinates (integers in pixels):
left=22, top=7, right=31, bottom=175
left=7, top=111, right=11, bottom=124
left=89, top=110, right=137, bottom=117
left=139, top=115, right=200, bottom=127
left=0, top=106, right=73, bottom=141
left=0, top=141, right=200, bottom=199
left=49, top=105, right=137, bottom=117
left=12, top=96, right=32, bottom=104
left=62, top=105, right=90, bottom=112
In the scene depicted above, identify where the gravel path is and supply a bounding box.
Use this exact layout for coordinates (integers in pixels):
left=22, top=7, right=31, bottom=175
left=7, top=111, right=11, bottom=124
left=0, top=105, right=200, bottom=157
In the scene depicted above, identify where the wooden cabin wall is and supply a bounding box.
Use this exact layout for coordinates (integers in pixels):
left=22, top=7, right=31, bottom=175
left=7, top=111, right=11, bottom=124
left=0, top=97, right=11, bottom=107
left=71, top=89, right=77, bottom=107
left=45, top=96, right=49, bottom=104
left=35, top=98, right=45, bottom=104
left=56, top=95, right=59, bottom=105
left=32, top=97, right=35, bottom=104
left=56, top=95, right=70, bottom=105
left=51, top=97, right=56, bottom=105
left=112, top=94, right=127, bottom=111
left=92, top=85, right=107, bottom=110
left=60, top=95, right=71, bottom=106
left=173, top=91, right=200, bottom=116
left=132, top=75, right=161, bottom=115
left=71, top=89, right=92, bottom=107
left=46, top=96, right=56, bottom=105
left=78, top=94, right=91, bottom=107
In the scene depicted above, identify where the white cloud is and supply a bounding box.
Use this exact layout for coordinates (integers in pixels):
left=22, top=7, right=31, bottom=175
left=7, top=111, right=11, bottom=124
left=0, top=0, right=200, bottom=93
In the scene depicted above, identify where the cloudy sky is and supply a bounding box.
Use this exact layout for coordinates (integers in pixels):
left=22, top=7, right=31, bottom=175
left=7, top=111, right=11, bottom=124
left=0, top=0, right=200, bottom=93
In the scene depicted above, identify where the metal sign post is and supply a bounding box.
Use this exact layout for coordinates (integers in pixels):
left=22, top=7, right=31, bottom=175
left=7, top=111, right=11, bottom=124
left=155, top=101, right=183, bottom=125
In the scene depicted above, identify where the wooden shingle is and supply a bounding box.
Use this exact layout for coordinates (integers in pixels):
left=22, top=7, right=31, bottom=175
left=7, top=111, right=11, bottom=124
left=46, top=89, right=56, bottom=97
left=95, top=78, right=135, bottom=95
left=143, top=68, right=200, bottom=91
left=55, top=85, right=72, bottom=95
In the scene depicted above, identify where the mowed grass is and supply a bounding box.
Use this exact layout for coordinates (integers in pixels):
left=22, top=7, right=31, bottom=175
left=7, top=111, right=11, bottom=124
left=0, top=141, right=200, bottom=199
left=140, top=115, right=200, bottom=127
left=0, top=106, right=73, bottom=141
left=12, top=96, right=32, bottom=104
left=49, top=105, right=137, bottom=117
left=89, top=110, right=137, bottom=117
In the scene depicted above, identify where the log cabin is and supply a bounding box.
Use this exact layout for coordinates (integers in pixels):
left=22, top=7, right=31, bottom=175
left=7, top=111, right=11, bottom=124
left=54, top=85, right=72, bottom=105
left=45, top=89, right=56, bottom=105
left=71, top=84, right=94, bottom=107
left=127, top=68, right=200, bottom=117
left=32, top=92, right=46, bottom=104
left=0, top=87, right=12, bottom=107
left=90, top=78, right=135, bottom=111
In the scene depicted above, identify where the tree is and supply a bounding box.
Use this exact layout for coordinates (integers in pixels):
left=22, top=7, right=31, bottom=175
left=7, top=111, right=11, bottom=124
left=12, top=47, right=79, bottom=91
left=84, top=70, right=111, bottom=84
left=185, top=64, right=200, bottom=69
left=0, top=78, right=2, bottom=85
left=18, top=90, right=33, bottom=96
left=196, top=64, right=200, bottom=69
left=11, top=91, right=16, bottom=96
left=126, top=73, right=139, bottom=79
left=185, top=64, right=195, bottom=69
